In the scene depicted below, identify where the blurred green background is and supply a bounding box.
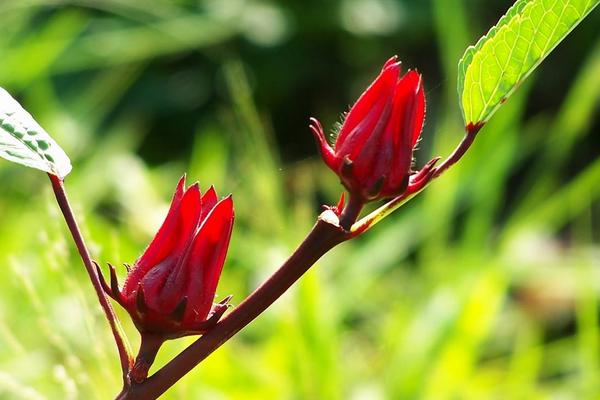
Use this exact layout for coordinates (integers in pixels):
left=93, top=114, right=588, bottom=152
left=0, top=0, right=599, bottom=399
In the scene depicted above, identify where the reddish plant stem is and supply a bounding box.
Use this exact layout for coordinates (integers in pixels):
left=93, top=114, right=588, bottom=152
left=119, top=213, right=350, bottom=400
left=48, top=174, right=133, bottom=380
left=338, top=194, right=364, bottom=230
left=433, top=123, right=482, bottom=178
left=130, top=333, right=165, bottom=384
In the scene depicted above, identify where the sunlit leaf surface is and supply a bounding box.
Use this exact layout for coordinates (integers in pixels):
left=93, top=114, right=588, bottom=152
left=458, top=0, right=599, bottom=126
left=0, top=88, right=71, bottom=178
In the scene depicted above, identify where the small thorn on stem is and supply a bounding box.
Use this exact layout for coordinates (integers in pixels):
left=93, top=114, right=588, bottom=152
left=108, top=263, right=120, bottom=296
left=94, top=261, right=112, bottom=297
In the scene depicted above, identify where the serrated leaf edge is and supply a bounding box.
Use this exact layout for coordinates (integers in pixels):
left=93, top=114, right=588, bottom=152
left=457, top=0, right=599, bottom=125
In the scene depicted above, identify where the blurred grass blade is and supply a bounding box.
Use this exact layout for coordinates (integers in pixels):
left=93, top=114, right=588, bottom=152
left=55, top=15, right=237, bottom=72
left=503, top=153, right=600, bottom=239
left=0, top=88, right=71, bottom=178
left=0, top=10, right=87, bottom=89
left=458, top=0, right=599, bottom=126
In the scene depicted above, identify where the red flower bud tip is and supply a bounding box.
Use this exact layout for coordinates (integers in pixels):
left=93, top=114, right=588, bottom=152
left=311, top=56, right=436, bottom=202
left=98, top=175, right=235, bottom=339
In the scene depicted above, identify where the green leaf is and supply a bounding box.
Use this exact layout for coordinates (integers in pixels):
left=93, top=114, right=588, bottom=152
left=0, top=88, right=72, bottom=178
left=458, top=0, right=599, bottom=126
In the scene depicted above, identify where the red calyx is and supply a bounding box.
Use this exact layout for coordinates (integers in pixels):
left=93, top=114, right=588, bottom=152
left=98, top=175, right=234, bottom=339
left=310, top=56, right=438, bottom=204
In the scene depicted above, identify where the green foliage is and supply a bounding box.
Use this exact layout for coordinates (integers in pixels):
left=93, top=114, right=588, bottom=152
left=0, top=88, right=71, bottom=178
left=458, top=0, right=599, bottom=126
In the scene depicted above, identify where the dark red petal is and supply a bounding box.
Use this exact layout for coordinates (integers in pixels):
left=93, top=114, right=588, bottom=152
left=386, top=71, right=425, bottom=190
left=181, top=195, right=234, bottom=323
left=336, top=60, right=400, bottom=151
left=407, top=72, right=425, bottom=148
left=201, top=186, right=218, bottom=221
left=336, top=95, right=392, bottom=163
left=381, top=55, right=399, bottom=70
left=350, top=100, right=394, bottom=186
left=349, top=66, right=411, bottom=188
left=145, top=183, right=204, bottom=310
left=123, top=181, right=202, bottom=297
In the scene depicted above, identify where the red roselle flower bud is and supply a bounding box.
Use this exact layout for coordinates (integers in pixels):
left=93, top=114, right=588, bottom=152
left=98, top=176, right=234, bottom=339
left=310, top=56, right=439, bottom=203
